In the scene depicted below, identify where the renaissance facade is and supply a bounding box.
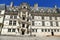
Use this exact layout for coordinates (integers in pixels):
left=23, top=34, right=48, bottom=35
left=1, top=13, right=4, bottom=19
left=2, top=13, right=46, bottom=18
left=0, top=2, right=60, bottom=36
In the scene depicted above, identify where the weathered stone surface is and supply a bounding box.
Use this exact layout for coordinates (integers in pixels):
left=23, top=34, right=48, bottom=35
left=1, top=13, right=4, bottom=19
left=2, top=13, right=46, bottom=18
left=0, top=36, right=60, bottom=40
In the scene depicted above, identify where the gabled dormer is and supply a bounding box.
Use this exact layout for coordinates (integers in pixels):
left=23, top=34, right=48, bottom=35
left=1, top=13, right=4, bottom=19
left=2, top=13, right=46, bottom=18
left=19, top=3, right=30, bottom=11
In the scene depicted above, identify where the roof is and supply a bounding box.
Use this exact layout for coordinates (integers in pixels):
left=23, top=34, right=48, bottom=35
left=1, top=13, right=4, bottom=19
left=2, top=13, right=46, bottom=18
left=0, top=4, right=6, bottom=10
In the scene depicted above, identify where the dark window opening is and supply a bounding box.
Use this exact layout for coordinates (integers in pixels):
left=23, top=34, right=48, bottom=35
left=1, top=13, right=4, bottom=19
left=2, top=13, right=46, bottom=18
left=26, top=25, right=29, bottom=29
left=8, top=29, right=11, bottom=32
left=48, top=29, right=50, bottom=32
left=13, top=21, right=16, bottom=25
left=23, top=6, right=26, bottom=9
left=12, top=29, right=15, bottom=32
left=42, top=16, right=44, bottom=19
left=22, top=17, right=25, bottom=20
left=45, top=29, right=47, bottom=32
left=36, top=29, right=37, bottom=32
left=32, top=21, right=34, bottom=26
left=50, top=21, right=53, bottom=26
left=56, top=22, right=58, bottom=26
left=42, top=21, right=44, bottom=26
left=54, top=29, right=56, bottom=32
left=22, top=31, right=24, bottom=35
left=32, top=16, right=34, bottom=19
left=17, top=28, right=19, bottom=32
left=57, top=29, right=59, bottom=32
left=9, top=20, right=12, bottom=25
left=32, top=29, right=34, bottom=32
left=41, top=29, right=44, bottom=32
left=51, top=32, right=54, bottom=36
left=27, top=19, right=29, bottom=21
left=22, top=24, right=25, bottom=27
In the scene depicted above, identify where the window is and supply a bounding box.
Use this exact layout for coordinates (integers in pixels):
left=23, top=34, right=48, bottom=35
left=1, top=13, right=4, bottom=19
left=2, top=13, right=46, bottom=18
left=36, top=29, right=37, bottom=32
left=32, top=29, right=37, bottom=32
left=13, top=20, right=16, bottom=25
left=8, top=29, right=11, bottom=32
left=51, top=29, right=53, bottom=32
left=9, top=20, right=12, bottom=25
left=48, top=29, right=50, bottom=32
left=38, top=16, right=42, bottom=20
left=42, top=21, right=44, bottom=26
left=50, top=21, right=53, bottom=26
left=32, top=29, right=34, bottom=32
left=54, top=29, right=56, bottom=32
left=12, top=29, right=15, bottom=32
left=42, top=16, right=44, bottom=20
left=56, top=22, right=58, bottom=26
left=8, top=29, right=16, bottom=32
left=53, top=22, right=56, bottom=26
left=14, top=15, right=17, bottom=19
left=44, top=16, right=50, bottom=20
left=22, top=17, right=25, bottom=20
left=57, top=17, right=60, bottom=20
left=52, top=17, right=55, bottom=20
left=32, top=21, right=34, bottom=26
left=27, top=19, right=29, bottom=21
left=57, top=29, right=59, bottom=32
left=23, top=6, right=26, bottom=9
left=41, top=29, right=44, bottom=32
left=10, top=15, right=13, bottom=19
left=45, top=21, right=50, bottom=26
left=22, top=24, right=25, bottom=27
left=45, top=29, right=47, bottom=32
left=32, top=16, right=34, bottom=19
left=9, top=20, right=16, bottom=25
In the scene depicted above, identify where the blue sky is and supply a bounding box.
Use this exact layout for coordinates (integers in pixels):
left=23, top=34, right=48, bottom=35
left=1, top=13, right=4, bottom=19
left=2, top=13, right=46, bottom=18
left=0, top=0, right=60, bottom=7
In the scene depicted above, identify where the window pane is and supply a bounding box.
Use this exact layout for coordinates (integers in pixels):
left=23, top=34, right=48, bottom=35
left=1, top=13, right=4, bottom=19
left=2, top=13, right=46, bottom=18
left=45, top=29, right=47, bottom=32
left=42, top=21, right=44, bottom=26
left=42, top=16, right=44, bottom=20
left=50, top=21, right=53, bottom=26
left=12, top=29, right=15, bottom=32
left=48, top=29, right=50, bottom=32
left=57, top=29, right=59, bottom=32
left=41, top=29, right=44, bottom=32
left=13, top=21, right=16, bottom=25
left=9, top=20, right=12, bottom=25
left=8, top=29, right=11, bottom=32
left=32, top=29, right=34, bottom=32
left=22, top=17, right=25, bottom=20
left=32, top=21, right=34, bottom=26
left=22, top=24, right=25, bottom=27
left=54, top=29, right=56, bottom=32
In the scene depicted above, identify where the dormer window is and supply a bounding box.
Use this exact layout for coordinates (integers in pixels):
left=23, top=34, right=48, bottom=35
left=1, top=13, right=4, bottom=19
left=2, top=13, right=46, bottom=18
left=22, top=6, right=27, bottom=9
left=40, top=9, right=44, bottom=13
left=47, top=9, right=51, bottom=13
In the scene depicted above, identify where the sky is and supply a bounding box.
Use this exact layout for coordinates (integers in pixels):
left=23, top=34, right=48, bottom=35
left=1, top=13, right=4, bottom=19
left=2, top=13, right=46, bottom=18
left=0, top=0, right=60, bottom=7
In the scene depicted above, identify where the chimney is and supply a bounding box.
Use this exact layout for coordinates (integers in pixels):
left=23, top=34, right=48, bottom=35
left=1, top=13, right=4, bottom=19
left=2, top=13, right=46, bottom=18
left=54, top=5, right=57, bottom=8
left=34, top=3, right=38, bottom=8
left=10, top=2, right=14, bottom=7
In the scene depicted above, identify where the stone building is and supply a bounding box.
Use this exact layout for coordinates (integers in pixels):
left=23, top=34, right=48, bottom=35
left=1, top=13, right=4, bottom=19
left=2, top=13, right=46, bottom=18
left=1, top=2, right=60, bottom=36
